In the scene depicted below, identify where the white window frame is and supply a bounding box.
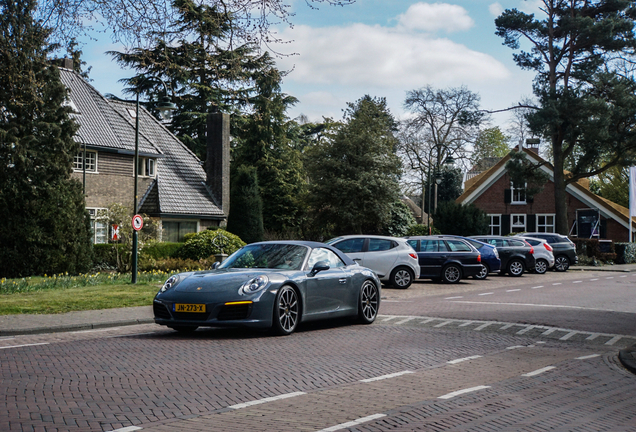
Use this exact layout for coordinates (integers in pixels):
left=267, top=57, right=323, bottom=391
left=73, top=150, right=97, bottom=172
left=137, top=157, right=157, bottom=178
left=488, top=214, right=501, bottom=236
left=536, top=214, right=555, bottom=233
left=87, top=207, right=108, bottom=244
left=511, top=181, right=527, bottom=204
left=511, top=214, right=526, bottom=233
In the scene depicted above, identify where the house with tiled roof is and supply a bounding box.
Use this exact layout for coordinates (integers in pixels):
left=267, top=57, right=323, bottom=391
left=456, top=144, right=635, bottom=243
left=59, top=64, right=229, bottom=243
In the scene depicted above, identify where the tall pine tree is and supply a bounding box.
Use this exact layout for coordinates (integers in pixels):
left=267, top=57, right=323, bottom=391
left=0, top=0, right=93, bottom=278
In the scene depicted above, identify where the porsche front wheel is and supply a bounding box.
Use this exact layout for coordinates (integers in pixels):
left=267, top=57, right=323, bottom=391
left=358, top=280, right=379, bottom=324
left=272, top=285, right=300, bottom=336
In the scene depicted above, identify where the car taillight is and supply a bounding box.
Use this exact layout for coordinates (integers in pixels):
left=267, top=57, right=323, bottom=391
left=477, top=254, right=481, bottom=263
left=409, top=253, right=418, bottom=260
left=544, top=243, right=553, bottom=252
left=530, top=246, right=534, bottom=254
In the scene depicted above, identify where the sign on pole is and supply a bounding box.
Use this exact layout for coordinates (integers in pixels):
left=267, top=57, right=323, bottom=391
left=111, top=224, right=119, bottom=241
left=630, top=167, right=636, bottom=241
left=132, top=214, right=144, bottom=231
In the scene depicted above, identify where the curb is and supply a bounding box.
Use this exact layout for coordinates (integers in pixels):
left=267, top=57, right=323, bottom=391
left=569, top=267, right=632, bottom=272
left=0, top=318, right=155, bottom=337
left=618, top=345, right=636, bottom=375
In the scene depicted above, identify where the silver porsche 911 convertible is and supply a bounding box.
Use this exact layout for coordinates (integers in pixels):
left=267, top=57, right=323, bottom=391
left=153, top=241, right=381, bottom=335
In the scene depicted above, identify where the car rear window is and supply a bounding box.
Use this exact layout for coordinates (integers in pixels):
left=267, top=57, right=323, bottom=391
left=406, top=239, right=418, bottom=251
left=507, top=239, right=527, bottom=247
left=466, top=240, right=484, bottom=249
left=334, top=238, right=365, bottom=253
left=446, top=239, right=472, bottom=252
left=368, top=239, right=394, bottom=251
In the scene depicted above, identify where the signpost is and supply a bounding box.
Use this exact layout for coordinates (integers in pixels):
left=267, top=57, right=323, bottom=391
left=132, top=214, right=144, bottom=231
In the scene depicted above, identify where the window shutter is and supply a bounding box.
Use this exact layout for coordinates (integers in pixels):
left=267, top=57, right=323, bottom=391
left=504, top=189, right=511, bottom=204
left=501, top=214, right=511, bottom=235
left=527, top=215, right=536, bottom=232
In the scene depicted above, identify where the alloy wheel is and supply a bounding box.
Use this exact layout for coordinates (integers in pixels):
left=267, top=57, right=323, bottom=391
left=443, top=265, right=461, bottom=283
left=508, top=260, right=524, bottom=276
left=393, top=269, right=412, bottom=288
left=535, top=259, right=548, bottom=274
left=360, top=281, right=379, bottom=322
left=277, top=286, right=299, bottom=333
left=555, top=256, right=570, bottom=272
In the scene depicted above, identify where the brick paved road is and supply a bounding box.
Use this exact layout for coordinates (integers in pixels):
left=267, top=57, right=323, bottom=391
left=2, top=270, right=635, bottom=431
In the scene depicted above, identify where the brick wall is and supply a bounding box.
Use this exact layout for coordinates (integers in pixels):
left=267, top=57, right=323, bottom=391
left=471, top=173, right=629, bottom=241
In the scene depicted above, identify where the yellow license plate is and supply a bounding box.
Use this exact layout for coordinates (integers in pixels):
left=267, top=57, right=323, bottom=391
left=174, top=303, right=206, bottom=313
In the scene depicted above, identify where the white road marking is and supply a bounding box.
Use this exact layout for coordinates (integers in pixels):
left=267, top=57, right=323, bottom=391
left=360, top=371, right=414, bottom=383
left=506, top=345, right=526, bottom=350
left=228, top=391, right=305, bottom=409
left=381, top=316, right=399, bottom=322
left=0, top=342, right=49, bottom=350
left=553, top=283, right=562, bottom=286
left=506, top=289, right=521, bottom=292
left=606, top=277, right=614, bottom=279
left=450, top=301, right=619, bottom=312
left=516, top=326, right=535, bottom=335
left=438, top=385, right=491, bottom=400
left=394, top=317, right=416, bottom=325
left=522, top=366, right=556, bottom=377
left=536, top=341, right=546, bottom=344
left=474, top=322, right=493, bottom=331
left=605, top=336, right=622, bottom=346
left=559, top=331, right=578, bottom=341
left=447, top=355, right=482, bottom=364
left=445, top=296, right=464, bottom=299
left=317, top=414, right=387, bottom=432
left=541, top=328, right=558, bottom=336
left=620, top=275, right=627, bottom=278
left=420, top=318, right=436, bottom=325
left=478, top=292, right=494, bottom=296
left=531, top=286, right=544, bottom=289
left=500, top=323, right=515, bottom=330
left=107, top=427, right=142, bottom=432
left=576, top=354, right=601, bottom=360
left=434, top=320, right=453, bottom=328
left=590, top=278, right=599, bottom=281
left=458, top=321, right=474, bottom=327
left=586, top=333, right=601, bottom=340
left=572, top=281, right=582, bottom=284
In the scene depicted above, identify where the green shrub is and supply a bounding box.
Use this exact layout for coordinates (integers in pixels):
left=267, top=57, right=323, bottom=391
left=382, top=201, right=417, bottom=237
left=405, top=224, right=441, bottom=236
left=176, top=228, right=246, bottom=261
left=615, top=242, right=636, bottom=264
left=573, top=238, right=616, bottom=263
left=140, top=242, right=182, bottom=260
left=432, top=202, right=489, bottom=236
left=138, top=257, right=215, bottom=273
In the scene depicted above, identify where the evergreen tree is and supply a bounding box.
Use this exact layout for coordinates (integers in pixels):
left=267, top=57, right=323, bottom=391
left=232, top=57, right=306, bottom=235
left=227, top=165, right=264, bottom=243
left=496, top=1, right=636, bottom=234
left=305, top=96, right=403, bottom=237
left=0, top=0, right=93, bottom=278
left=109, top=0, right=271, bottom=160
left=433, top=202, right=489, bottom=236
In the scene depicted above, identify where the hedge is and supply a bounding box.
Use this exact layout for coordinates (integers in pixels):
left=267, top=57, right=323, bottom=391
left=615, top=243, right=636, bottom=264
left=572, top=238, right=616, bottom=262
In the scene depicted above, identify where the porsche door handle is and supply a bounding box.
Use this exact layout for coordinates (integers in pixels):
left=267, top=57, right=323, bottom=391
left=353, top=258, right=362, bottom=261
left=338, top=278, right=347, bottom=284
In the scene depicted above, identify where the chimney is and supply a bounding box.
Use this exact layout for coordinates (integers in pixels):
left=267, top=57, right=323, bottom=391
left=525, top=138, right=540, bottom=154
left=206, top=112, right=230, bottom=217
left=62, top=57, right=74, bottom=70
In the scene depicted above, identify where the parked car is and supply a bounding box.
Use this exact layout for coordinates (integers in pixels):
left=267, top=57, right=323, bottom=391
left=514, top=236, right=555, bottom=274
left=515, top=232, right=578, bottom=271
left=327, top=235, right=420, bottom=288
left=153, top=241, right=381, bottom=336
left=446, top=236, right=502, bottom=280
left=470, top=235, right=536, bottom=277
left=404, top=235, right=483, bottom=283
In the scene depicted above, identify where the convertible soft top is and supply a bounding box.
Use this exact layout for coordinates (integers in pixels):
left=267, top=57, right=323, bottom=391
left=248, top=240, right=357, bottom=267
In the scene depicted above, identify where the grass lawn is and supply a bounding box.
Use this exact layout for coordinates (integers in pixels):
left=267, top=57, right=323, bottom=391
left=0, top=273, right=167, bottom=315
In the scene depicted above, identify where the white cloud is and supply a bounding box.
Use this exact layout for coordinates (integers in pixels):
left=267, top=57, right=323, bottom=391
left=397, top=2, right=474, bottom=33
left=276, top=23, right=510, bottom=89
left=489, top=2, right=504, bottom=17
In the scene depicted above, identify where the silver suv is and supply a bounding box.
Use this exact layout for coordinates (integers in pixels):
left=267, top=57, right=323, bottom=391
left=515, top=232, right=578, bottom=271
left=515, top=236, right=555, bottom=274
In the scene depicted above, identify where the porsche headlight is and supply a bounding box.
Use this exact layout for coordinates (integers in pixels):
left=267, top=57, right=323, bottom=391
left=240, top=275, right=269, bottom=295
left=160, top=275, right=179, bottom=293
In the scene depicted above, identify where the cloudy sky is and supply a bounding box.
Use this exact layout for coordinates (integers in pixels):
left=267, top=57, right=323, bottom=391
left=81, top=0, right=542, bottom=128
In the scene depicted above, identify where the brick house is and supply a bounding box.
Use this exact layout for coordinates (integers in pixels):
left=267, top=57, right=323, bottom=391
left=59, top=65, right=229, bottom=243
left=456, top=145, right=635, bottom=242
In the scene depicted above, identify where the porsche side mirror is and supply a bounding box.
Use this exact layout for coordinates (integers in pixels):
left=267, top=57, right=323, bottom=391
left=212, top=262, right=221, bottom=270
left=309, top=261, right=330, bottom=276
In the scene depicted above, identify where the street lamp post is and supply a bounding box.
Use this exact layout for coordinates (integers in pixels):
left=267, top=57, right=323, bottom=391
left=131, top=77, right=176, bottom=284
left=426, top=150, right=454, bottom=234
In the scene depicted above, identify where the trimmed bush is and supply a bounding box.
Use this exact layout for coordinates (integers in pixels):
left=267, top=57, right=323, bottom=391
left=432, top=202, right=489, bottom=236
left=615, top=242, right=636, bottom=264
left=405, top=224, right=441, bottom=236
left=176, top=228, right=246, bottom=261
left=573, top=238, right=616, bottom=263
left=140, top=242, right=182, bottom=260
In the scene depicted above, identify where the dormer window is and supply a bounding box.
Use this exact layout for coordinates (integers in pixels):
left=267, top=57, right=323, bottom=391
left=137, top=157, right=156, bottom=177
left=511, top=182, right=526, bottom=204
left=73, top=150, right=97, bottom=172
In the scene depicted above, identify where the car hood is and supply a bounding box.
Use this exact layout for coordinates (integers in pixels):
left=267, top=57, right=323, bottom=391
left=174, top=269, right=280, bottom=293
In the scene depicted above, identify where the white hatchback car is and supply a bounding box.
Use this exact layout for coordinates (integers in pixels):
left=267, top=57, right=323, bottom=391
left=516, top=236, right=555, bottom=274
left=327, top=235, right=420, bottom=288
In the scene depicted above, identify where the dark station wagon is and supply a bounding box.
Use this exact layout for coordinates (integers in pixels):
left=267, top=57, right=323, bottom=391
left=404, top=236, right=482, bottom=283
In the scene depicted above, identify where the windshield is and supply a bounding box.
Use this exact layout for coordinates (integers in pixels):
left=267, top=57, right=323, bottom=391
left=324, top=237, right=342, bottom=245
left=219, top=244, right=309, bottom=270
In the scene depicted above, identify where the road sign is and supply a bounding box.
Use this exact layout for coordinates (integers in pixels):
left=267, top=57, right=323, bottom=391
left=132, top=214, right=144, bottom=231
left=111, top=224, right=119, bottom=241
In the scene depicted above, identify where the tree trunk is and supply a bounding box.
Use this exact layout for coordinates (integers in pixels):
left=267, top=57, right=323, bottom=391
left=552, top=139, right=569, bottom=235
